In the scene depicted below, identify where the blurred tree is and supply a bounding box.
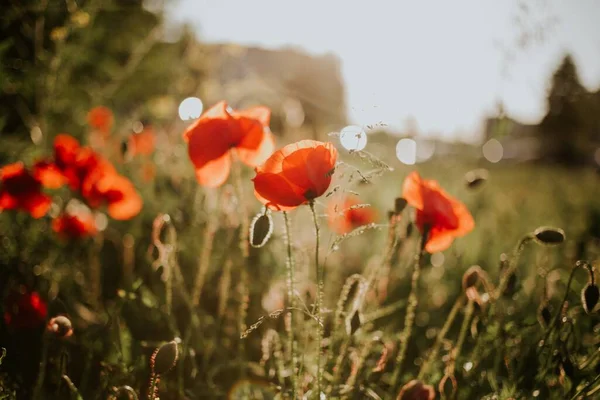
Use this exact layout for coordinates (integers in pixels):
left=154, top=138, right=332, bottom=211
left=0, top=0, right=208, bottom=163
left=538, top=55, right=598, bottom=166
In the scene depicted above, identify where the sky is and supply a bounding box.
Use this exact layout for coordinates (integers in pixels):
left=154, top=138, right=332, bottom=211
left=167, top=0, right=600, bottom=142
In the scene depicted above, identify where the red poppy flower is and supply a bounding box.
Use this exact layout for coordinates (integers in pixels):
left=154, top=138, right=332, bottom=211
left=3, top=288, right=48, bottom=330
left=33, top=160, right=67, bottom=189
left=83, top=173, right=142, bottom=220
left=0, top=162, right=51, bottom=218
left=327, top=195, right=377, bottom=234
left=183, top=101, right=275, bottom=187
left=87, top=106, right=114, bottom=133
left=52, top=208, right=97, bottom=239
left=402, top=171, right=474, bottom=253
left=129, top=127, right=156, bottom=156
left=253, top=140, right=338, bottom=211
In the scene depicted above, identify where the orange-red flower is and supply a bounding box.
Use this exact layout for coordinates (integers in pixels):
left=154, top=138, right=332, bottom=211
left=83, top=173, right=142, bottom=220
left=0, top=162, right=51, bottom=218
left=327, top=195, right=377, bottom=234
left=129, top=127, right=155, bottom=156
left=402, top=171, right=474, bottom=253
left=183, top=101, right=275, bottom=187
left=87, top=106, right=114, bottom=133
left=253, top=140, right=338, bottom=211
left=3, top=288, right=48, bottom=330
left=52, top=209, right=97, bottom=239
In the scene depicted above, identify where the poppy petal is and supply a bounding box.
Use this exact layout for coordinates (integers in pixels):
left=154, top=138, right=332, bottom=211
left=22, top=192, right=51, bottom=219
left=424, top=229, right=456, bottom=253
left=194, top=151, right=232, bottom=188
left=402, top=171, right=425, bottom=210
left=235, top=106, right=271, bottom=126
left=108, top=191, right=143, bottom=220
left=253, top=172, right=307, bottom=209
left=0, top=190, right=18, bottom=210
left=306, top=143, right=337, bottom=197
left=33, top=161, right=67, bottom=189
left=236, top=123, right=275, bottom=167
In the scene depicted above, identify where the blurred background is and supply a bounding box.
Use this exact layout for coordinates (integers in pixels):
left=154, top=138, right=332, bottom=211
left=1, top=1, right=600, bottom=399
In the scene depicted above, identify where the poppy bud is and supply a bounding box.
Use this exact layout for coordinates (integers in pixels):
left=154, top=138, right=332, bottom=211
left=462, top=265, right=483, bottom=291
left=464, top=168, right=488, bottom=189
left=346, top=309, right=362, bottom=336
left=397, top=379, right=435, bottom=400
left=151, top=340, right=179, bottom=375
left=46, top=315, right=73, bottom=338
left=533, top=226, right=565, bottom=246
left=581, top=283, right=599, bottom=314
left=249, top=209, right=273, bottom=248
left=394, top=197, right=407, bottom=214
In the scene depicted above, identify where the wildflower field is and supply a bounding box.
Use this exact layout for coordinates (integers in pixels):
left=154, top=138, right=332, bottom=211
left=2, top=2, right=600, bottom=400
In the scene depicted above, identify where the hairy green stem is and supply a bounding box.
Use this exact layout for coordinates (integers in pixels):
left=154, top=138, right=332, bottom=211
left=390, top=230, right=427, bottom=388
left=449, top=299, right=475, bottom=375
left=309, top=201, right=323, bottom=398
left=418, top=295, right=465, bottom=380
left=283, top=212, right=298, bottom=398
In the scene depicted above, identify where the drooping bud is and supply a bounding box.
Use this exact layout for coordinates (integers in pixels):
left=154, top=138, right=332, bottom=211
left=396, top=379, right=435, bottom=400
left=438, top=373, right=457, bottom=399
left=151, top=340, right=179, bottom=375
left=46, top=315, right=73, bottom=338
left=462, top=265, right=483, bottom=291
left=249, top=208, right=273, bottom=248
left=464, top=168, right=488, bottom=189
left=533, top=226, right=565, bottom=246
left=581, top=284, right=599, bottom=314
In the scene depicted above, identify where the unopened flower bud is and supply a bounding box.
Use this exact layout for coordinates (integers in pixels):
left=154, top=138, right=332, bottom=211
left=533, top=226, right=565, bottom=246
left=249, top=209, right=273, bottom=248
left=151, top=340, right=179, bottom=375
left=582, top=284, right=599, bottom=314
left=462, top=265, right=483, bottom=291
left=46, top=316, right=73, bottom=338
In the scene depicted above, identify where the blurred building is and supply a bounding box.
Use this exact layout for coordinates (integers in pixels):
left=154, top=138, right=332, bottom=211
left=203, top=44, right=348, bottom=139
left=483, top=113, right=540, bottom=162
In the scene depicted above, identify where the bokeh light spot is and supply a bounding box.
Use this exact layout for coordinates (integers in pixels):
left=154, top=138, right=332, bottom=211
left=431, top=252, right=445, bottom=267
left=340, top=125, right=367, bottom=151
left=482, top=139, right=503, bottom=163
left=178, top=97, right=203, bottom=121
left=396, top=138, right=416, bottom=165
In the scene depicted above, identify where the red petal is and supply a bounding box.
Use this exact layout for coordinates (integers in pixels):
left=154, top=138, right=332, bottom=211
left=33, top=161, right=67, bottom=189
left=194, top=151, right=232, bottom=188
left=253, top=172, right=306, bottom=210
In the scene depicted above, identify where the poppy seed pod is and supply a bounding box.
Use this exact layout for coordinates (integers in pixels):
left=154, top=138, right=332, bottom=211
left=46, top=315, right=73, bottom=338
left=249, top=210, right=273, bottom=248
left=533, top=226, right=565, bottom=246
left=582, top=283, right=599, bottom=314
left=151, top=340, right=179, bottom=375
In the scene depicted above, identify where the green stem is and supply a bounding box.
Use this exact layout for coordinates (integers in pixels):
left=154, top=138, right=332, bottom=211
left=309, top=201, right=323, bottom=398
left=32, top=335, right=49, bottom=400
left=449, top=299, right=475, bottom=375
left=418, top=295, right=465, bottom=380
left=493, top=235, right=533, bottom=301
left=283, top=212, right=298, bottom=399
left=390, top=230, right=427, bottom=388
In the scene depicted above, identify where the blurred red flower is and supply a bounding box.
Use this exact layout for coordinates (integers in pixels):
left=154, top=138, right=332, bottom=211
left=253, top=140, right=338, bottom=211
left=402, top=171, right=474, bottom=253
left=87, top=106, right=114, bottom=134
left=183, top=101, right=275, bottom=187
left=52, top=208, right=97, bottom=239
left=83, top=173, right=142, bottom=220
left=0, top=162, right=51, bottom=218
left=129, top=127, right=155, bottom=156
left=3, top=289, right=48, bottom=330
left=327, top=195, right=377, bottom=234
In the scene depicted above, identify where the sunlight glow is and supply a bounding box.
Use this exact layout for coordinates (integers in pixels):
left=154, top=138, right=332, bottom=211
left=178, top=97, right=203, bottom=121
left=339, top=125, right=367, bottom=151
left=482, top=139, right=504, bottom=163
left=395, top=138, right=417, bottom=165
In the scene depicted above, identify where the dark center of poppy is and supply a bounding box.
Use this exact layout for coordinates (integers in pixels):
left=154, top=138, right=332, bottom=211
left=304, top=189, right=317, bottom=200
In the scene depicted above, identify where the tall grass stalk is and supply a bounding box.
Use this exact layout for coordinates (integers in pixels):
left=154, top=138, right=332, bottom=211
left=390, top=229, right=428, bottom=388
left=418, top=295, right=465, bottom=380
left=283, top=211, right=299, bottom=398
left=309, top=201, right=323, bottom=398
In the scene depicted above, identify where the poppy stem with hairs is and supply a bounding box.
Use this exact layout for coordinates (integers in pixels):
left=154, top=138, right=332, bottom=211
left=283, top=211, right=299, bottom=398
left=448, top=298, right=475, bottom=376
left=390, top=226, right=429, bottom=389
left=309, top=200, right=324, bottom=398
